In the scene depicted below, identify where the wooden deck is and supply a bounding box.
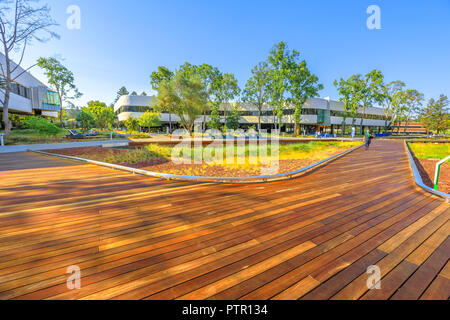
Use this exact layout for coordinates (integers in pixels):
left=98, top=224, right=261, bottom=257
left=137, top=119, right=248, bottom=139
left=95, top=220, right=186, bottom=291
left=0, top=140, right=448, bottom=300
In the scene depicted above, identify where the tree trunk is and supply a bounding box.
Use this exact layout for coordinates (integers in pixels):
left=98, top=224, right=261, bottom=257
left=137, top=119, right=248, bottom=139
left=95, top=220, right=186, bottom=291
left=258, top=109, right=261, bottom=136
left=59, top=96, right=64, bottom=128
left=2, top=48, right=12, bottom=138
left=169, top=112, right=172, bottom=134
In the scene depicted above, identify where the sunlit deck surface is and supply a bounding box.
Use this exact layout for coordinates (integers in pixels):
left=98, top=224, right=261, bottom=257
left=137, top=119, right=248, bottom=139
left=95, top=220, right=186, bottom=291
left=0, top=140, right=448, bottom=300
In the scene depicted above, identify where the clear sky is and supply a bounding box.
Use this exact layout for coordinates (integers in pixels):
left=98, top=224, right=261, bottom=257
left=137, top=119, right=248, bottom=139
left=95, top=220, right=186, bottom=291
left=15, top=0, right=450, bottom=108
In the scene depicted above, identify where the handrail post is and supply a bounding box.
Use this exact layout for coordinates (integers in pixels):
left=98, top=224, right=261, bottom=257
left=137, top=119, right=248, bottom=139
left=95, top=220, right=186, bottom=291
left=434, top=155, right=450, bottom=190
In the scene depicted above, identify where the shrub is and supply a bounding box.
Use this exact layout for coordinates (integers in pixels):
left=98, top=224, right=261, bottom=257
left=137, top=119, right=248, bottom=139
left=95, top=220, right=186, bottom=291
left=22, top=116, right=62, bottom=135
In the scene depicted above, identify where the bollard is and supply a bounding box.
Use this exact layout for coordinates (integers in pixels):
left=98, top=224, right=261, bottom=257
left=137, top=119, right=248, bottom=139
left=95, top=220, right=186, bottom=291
left=0, top=133, right=4, bottom=147
left=110, top=131, right=113, bottom=141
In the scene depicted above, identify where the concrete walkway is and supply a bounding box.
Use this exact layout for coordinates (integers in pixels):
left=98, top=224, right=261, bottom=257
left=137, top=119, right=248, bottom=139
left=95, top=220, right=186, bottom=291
left=0, top=139, right=130, bottom=154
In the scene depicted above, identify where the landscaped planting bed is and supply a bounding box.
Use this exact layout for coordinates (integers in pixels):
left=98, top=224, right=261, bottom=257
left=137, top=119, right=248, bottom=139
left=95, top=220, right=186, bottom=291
left=45, top=141, right=361, bottom=178
left=408, top=142, right=450, bottom=193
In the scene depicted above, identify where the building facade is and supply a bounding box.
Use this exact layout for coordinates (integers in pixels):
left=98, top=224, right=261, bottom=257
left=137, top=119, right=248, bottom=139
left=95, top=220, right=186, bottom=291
left=114, top=94, right=391, bottom=134
left=0, top=52, right=60, bottom=119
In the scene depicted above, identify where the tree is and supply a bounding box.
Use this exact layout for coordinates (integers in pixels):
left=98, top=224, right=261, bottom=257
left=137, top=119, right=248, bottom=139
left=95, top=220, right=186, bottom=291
left=138, top=110, right=161, bottom=134
left=124, top=116, right=139, bottom=132
left=76, top=109, right=95, bottom=133
left=86, top=100, right=115, bottom=130
left=214, top=72, right=240, bottom=119
left=225, top=103, right=241, bottom=130
left=130, top=91, right=137, bottom=95
left=420, top=95, right=449, bottom=135
left=114, top=86, right=129, bottom=103
left=170, top=70, right=207, bottom=135
left=381, top=80, right=405, bottom=132
left=266, top=41, right=299, bottom=131
left=402, top=89, right=424, bottom=134
left=243, top=61, right=271, bottom=134
left=197, top=64, right=221, bottom=130
left=207, top=103, right=221, bottom=130
left=289, top=60, right=323, bottom=136
left=150, top=66, right=174, bottom=90
left=141, top=92, right=147, bottom=96
left=356, top=70, right=384, bottom=134
left=390, top=89, right=409, bottom=134
left=151, top=66, right=175, bottom=133
left=0, top=0, right=58, bottom=137
left=334, top=76, right=360, bottom=135
left=37, top=57, right=82, bottom=128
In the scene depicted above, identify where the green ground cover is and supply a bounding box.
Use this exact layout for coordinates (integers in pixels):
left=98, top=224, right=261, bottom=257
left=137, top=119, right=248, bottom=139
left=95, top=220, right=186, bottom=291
left=408, top=142, right=450, bottom=159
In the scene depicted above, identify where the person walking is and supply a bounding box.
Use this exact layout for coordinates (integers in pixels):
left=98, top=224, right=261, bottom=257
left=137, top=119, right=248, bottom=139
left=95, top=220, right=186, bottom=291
left=364, top=129, right=374, bottom=150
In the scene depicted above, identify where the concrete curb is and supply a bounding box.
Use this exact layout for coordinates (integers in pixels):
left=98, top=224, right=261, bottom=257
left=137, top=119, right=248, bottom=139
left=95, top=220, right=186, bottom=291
left=404, top=141, right=449, bottom=202
left=31, top=144, right=364, bottom=184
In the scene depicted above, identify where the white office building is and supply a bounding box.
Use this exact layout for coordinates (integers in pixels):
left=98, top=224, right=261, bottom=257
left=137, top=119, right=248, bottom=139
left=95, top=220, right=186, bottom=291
left=0, top=52, right=60, bottom=119
left=114, top=94, right=390, bottom=134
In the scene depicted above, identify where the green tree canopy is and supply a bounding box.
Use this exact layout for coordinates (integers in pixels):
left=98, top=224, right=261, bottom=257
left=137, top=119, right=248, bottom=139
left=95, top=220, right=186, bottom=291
left=123, top=116, right=140, bottom=132
left=420, top=95, right=449, bottom=134
left=138, top=110, right=161, bottom=133
left=243, top=61, right=271, bottom=134
left=37, top=57, right=82, bottom=127
left=115, top=87, right=129, bottom=103
left=85, top=100, right=115, bottom=130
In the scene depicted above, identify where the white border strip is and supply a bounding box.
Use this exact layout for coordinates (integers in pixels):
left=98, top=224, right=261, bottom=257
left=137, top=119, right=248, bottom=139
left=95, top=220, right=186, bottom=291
left=404, top=141, right=449, bottom=202
left=31, top=144, right=364, bottom=184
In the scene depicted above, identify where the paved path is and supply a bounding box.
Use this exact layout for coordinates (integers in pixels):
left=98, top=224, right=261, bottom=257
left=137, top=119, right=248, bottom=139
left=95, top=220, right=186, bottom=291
left=0, top=139, right=130, bottom=154
left=0, top=140, right=448, bottom=300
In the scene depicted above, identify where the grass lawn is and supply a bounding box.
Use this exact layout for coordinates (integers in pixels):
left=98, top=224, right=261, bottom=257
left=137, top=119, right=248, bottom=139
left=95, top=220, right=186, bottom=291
left=1, top=129, right=122, bottom=145
left=408, top=142, right=450, bottom=159
left=46, top=140, right=361, bottom=177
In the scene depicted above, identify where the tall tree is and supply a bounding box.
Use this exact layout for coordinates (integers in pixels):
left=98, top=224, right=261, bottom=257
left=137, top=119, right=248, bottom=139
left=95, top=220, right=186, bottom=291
left=197, top=64, right=221, bottom=130
left=289, top=60, right=323, bottom=136
left=150, top=66, right=174, bottom=90
left=0, top=0, right=58, bottom=137
left=243, top=61, right=271, bottom=135
left=402, top=89, right=424, bottom=134
left=390, top=89, right=409, bottom=134
left=215, top=73, right=240, bottom=118
left=130, top=91, right=137, bottom=96
left=37, top=57, right=82, bottom=127
left=151, top=66, right=175, bottom=132
left=420, top=95, right=449, bottom=135
left=157, top=79, right=178, bottom=134
left=266, top=41, right=298, bottom=131
left=334, top=75, right=360, bottom=135
left=381, top=80, right=405, bottom=132
left=114, top=86, right=129, bottom=103
left=356, top=70, right=385, bottom=134
left=170, top=70, right=207, bottom=135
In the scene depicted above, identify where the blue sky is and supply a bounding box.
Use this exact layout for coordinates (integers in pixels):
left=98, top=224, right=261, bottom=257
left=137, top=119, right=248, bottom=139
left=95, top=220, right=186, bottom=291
left=15, top=0, right=450, bottom=107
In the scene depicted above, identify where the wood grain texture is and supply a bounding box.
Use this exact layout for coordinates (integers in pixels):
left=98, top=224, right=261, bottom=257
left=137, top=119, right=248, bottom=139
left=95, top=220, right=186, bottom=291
left=0, top=140, right=448, bottom=300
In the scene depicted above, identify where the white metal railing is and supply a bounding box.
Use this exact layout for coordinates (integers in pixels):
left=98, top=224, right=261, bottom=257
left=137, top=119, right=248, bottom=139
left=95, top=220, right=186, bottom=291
left=434, top=156, right=450, bottom=190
